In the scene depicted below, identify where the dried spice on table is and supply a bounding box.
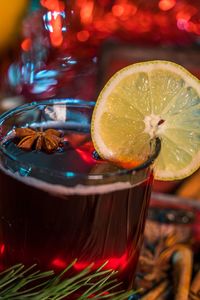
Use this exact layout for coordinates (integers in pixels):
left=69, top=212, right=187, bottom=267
left=136, top=238, right=170, bottom=290
left=189, top=270, right=200, bottom=300
left=135, top=218, right=195, bottom=299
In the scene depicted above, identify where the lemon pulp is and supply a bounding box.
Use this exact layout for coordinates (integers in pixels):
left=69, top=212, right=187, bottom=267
left=91, top=60, right=200, bottom=181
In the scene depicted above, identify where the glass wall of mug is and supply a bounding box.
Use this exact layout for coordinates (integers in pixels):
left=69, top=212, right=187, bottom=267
left=0, top=99, right=160, bottom=289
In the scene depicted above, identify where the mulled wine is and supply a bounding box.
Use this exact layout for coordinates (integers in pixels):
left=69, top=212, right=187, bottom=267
left=0, top=99, right=159, bottom=289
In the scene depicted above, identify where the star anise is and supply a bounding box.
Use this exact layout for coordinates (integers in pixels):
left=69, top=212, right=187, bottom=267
left=135, top=238, right=171, bottom=291
left=15, top=128, right=63, bottom=153
left=139, top=240, right=170, bottom=281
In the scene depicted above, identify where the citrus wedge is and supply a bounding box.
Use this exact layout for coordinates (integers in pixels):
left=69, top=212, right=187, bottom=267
left=91, top=60, right=200, bottom=181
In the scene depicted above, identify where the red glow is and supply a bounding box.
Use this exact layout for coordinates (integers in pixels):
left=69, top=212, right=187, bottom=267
left=177, top=19, right=188, bottom=30
left=0, top=244, right=5, bottom=255
left=176, top=5, right=197, bottom=22
left=106, top=252, right=128, bottom=269
left=154, top=14, right=169, bottom=28
left=176, top=12, right=192, bottom=22
left=175, top=5, right=197, bottom=32
left=74, top=261, right=91, bottom=270
left=74, top=253, right=128, bottom=271
left=70, top=1, right=200, bottom=46
left=40, top=0, right=64, bottom=11
left=159, top=0, right=176, bottom=11
left=129, top=4, right=137, bottom=16
left=77, top=30, right=90, bottom=42
left=21, top=38, right=32, bottom=52
left=76, top=148, right=94, bottom=164
left=40, top=0, right=65, bottom=47
left=50, top=13, right=64, bottom=47
left=187, top=21, right=200, bottom=35
left=112, top=5, right=124, bottom=17
left=112, top=1, right=137, bottom=20
left=103, top=13, right=118, bottom=32
left=135, top=12, right=153, bottom=33
left=51, top=258, right=67, bottom=269
left=80, top=1, right=94, bottom=24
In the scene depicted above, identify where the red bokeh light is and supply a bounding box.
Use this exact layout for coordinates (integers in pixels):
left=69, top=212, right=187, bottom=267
left=51, top=252, right=128, bottom=272
left=74, top=261, right=91, bottom=270
left=74, top=252, right=128, bottom=271
left=40, top=0, right=65, bottom=11
left=40, top=0, right=65, bottom=47
left=106, top=252, right=127, bottom=269
left=51, top=257, right=67, bottom=269
left=71, top=0, right=200, bottom=45
left=159, top=0, right=176, bottom=11
left=75, top=148, right=93, bottom=163
left=0, top=244, right=5, bottom=255
left=80, top=1, right=94, bottom=25
left=21, top=38, right=32, bottom=52
left=112, top=5, right=124, bottom=17
left=77, top=30, right=90, bottom=42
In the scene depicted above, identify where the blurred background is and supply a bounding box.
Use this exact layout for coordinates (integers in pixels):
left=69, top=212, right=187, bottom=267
left=0, top=0, right=200, bottom=198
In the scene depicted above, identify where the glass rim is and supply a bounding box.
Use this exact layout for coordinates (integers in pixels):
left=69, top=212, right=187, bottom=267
left=0, top=98, right=161, bottom=180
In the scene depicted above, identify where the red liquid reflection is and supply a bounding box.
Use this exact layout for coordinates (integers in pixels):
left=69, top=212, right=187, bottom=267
left=51, top=251, right=128, bottom=271
left=0, top=138, right=153, bottom=290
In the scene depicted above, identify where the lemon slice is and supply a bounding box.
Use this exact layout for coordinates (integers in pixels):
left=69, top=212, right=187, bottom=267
left=91, top=60, right=200, bottom=181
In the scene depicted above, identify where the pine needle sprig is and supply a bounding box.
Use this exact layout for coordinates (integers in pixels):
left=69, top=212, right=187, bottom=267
left=0, top=261, right=135, bottom=299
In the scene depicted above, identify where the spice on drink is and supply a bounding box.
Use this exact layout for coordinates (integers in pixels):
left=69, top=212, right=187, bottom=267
left=15, top=128, right=63, bottom=153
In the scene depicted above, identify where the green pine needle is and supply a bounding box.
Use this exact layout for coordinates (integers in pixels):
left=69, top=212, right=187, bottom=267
left=0, top=261, right=135, bottom=299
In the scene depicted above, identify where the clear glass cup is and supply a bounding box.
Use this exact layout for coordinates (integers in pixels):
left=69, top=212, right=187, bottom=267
left=0, top=99, right=160, bottom=290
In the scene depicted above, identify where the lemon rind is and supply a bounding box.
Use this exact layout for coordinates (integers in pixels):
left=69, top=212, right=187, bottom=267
left=91, top=60, right=200, bottom=181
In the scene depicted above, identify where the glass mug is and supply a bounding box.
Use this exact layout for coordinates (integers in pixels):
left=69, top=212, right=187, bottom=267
left=0, top=99, right=160, bottom=290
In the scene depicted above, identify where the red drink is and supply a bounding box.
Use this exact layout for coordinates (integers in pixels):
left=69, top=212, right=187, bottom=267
left=0, top=100, right=159, bottom=290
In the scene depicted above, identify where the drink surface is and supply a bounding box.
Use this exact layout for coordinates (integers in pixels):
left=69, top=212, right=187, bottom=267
left=4, top=123, right=100, bottom=175
left=1, top=121, right=150, bottom=196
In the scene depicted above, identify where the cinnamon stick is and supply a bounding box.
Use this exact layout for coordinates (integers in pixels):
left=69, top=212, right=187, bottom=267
left=141, top=280, right=169, bottom=300
left=177, top=169, right=200, bottom=200
left=172, top=245, right=193, bottom=300
left=190, top=270, right=200, bottom=299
